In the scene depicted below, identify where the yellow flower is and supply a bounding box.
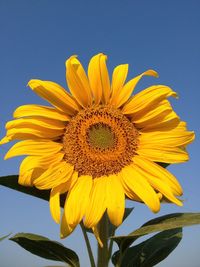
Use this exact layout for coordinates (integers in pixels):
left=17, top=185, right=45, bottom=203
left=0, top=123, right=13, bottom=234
left=1, top=53, right=194, bottom=238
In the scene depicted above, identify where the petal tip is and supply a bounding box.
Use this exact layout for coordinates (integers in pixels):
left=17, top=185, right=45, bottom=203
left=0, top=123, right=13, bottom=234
left=148, top=69, right=159, bottom=78
left=4, top=153, right=9, bottom=160
left=151, top=203, right=161, bottom=213
left=65, top=55, right=78, bottom=66
left=173, top=91, right=179, bottom=99
left=0, top=137, right=9, bottom=145
left=28, top=79, right=39, bottom=89
left=60, top=233, right=65, bottom=239
left=175, top=198, right=183, bottom=207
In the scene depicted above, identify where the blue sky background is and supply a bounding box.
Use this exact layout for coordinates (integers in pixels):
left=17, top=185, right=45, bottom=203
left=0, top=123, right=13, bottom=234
left=0, top=1, right=200, bottom=266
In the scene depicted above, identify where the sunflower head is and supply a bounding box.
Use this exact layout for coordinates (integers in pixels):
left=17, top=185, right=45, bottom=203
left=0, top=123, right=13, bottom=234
left=1, top=53, right=195, bottom=238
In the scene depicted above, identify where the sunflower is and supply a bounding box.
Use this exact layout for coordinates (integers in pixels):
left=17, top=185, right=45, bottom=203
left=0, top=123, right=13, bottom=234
left=1, top=53, right=194, bottom=238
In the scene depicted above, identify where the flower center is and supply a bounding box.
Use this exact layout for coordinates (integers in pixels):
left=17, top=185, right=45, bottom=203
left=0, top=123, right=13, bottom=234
left=87, top=123, right=115, bottom=150
left=63, top=106, right=139, bottom=178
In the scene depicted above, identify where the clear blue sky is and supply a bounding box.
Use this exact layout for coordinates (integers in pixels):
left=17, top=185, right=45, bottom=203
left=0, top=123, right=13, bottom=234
left=0, top=1, right=200, bottom=266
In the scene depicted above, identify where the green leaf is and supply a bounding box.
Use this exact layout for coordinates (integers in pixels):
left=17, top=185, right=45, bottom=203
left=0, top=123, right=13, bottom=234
left=0, top=175, right=66, bottom=207
left=112, top=239, right=144, bottom=266
left=111, top=212, right=200, bottom=250
left=0, top=233, right=11, bottom=241
left=112, top=228, right=182, bottom=267
left=10, top=233, right=80, bottom=267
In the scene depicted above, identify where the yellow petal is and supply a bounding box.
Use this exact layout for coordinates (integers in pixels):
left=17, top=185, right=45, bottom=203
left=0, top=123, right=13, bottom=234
left=119, top=179, right=142, bottom=202
left=115, top=70, right=158, bottom=108
left=131, top=100, right=171, bottom=122
left=139, top=129, right=195, bottom=147
left=142, top=120, right=188, bottom=133
left=28, top=80, right=79, bottom=115
left=0, top=136, right=10, bottom=145
left=121, top=165, right=160, bottom=213
left=3, top=127, right=64, bottom=141
left=59, top=173, right=82, bottom=238
left=133, top=155, right=183, bottom=196
left=137, top=145, right=189, bottom=163
left=131, top=99, right=179, bottom=129
left=141, top=114, right=180, bottom=132
left=144, top=175, right=182, bottom=206
left=33, top=161, right=73, bottom=190
left=50, top=185, right=63, bottom=224
left=13, top=104, right=70, bottom=121
left=50, top=173, right=78, bottom=225
left=5, top=140, right=63, bottom=159
left=65, top=175, right=92, bottom=229
left=49, top=172, right=79, bottom=226
left=3, top=117, right=66, bottom=142
left=63, top=171, right=79, bottom=193
left=60, top=210, right=74, bottom=238
left=6, top=117, right=66, bottom=130
left=66, top=56, right=92, bottom=107
left=136, top=112, right=179, bottom=130
left=110, top=64, right=129, bottom=104
left=19, top=157, right=35, bottom=186
left=122, top=85, right=177, bottom=115
left=132, top=162, right=182, bottom=206
left=88, top=53, right=111, bottom=104
left=19, top=153, right=64, bottom=186
left=107, top=174, right=125, bottom=226
left=88, top=54, right=102, bottom=105
left=176, top=121, right=187, bottom=130
left=84, top=176, right=107, bottom=228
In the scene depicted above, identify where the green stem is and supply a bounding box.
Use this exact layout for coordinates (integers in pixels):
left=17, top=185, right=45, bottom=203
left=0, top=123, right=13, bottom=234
left=108, top=226, right=116, bottom=261
left=97, top=213, right=109, bottom=267
left=80, top=222, right=96, bottom=267
left=108, top=238, right=114, bottom=261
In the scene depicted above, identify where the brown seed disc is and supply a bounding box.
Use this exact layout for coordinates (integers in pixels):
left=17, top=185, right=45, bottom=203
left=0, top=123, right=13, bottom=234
left=63, top=106, right=139, bottom=178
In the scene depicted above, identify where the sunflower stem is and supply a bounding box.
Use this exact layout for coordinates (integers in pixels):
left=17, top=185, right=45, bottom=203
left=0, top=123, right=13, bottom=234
left=97, top=213, right=109, bottom=267
left=80, top=222, right=96, bottom=267
left=108, top=237, right=114, bottom=260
